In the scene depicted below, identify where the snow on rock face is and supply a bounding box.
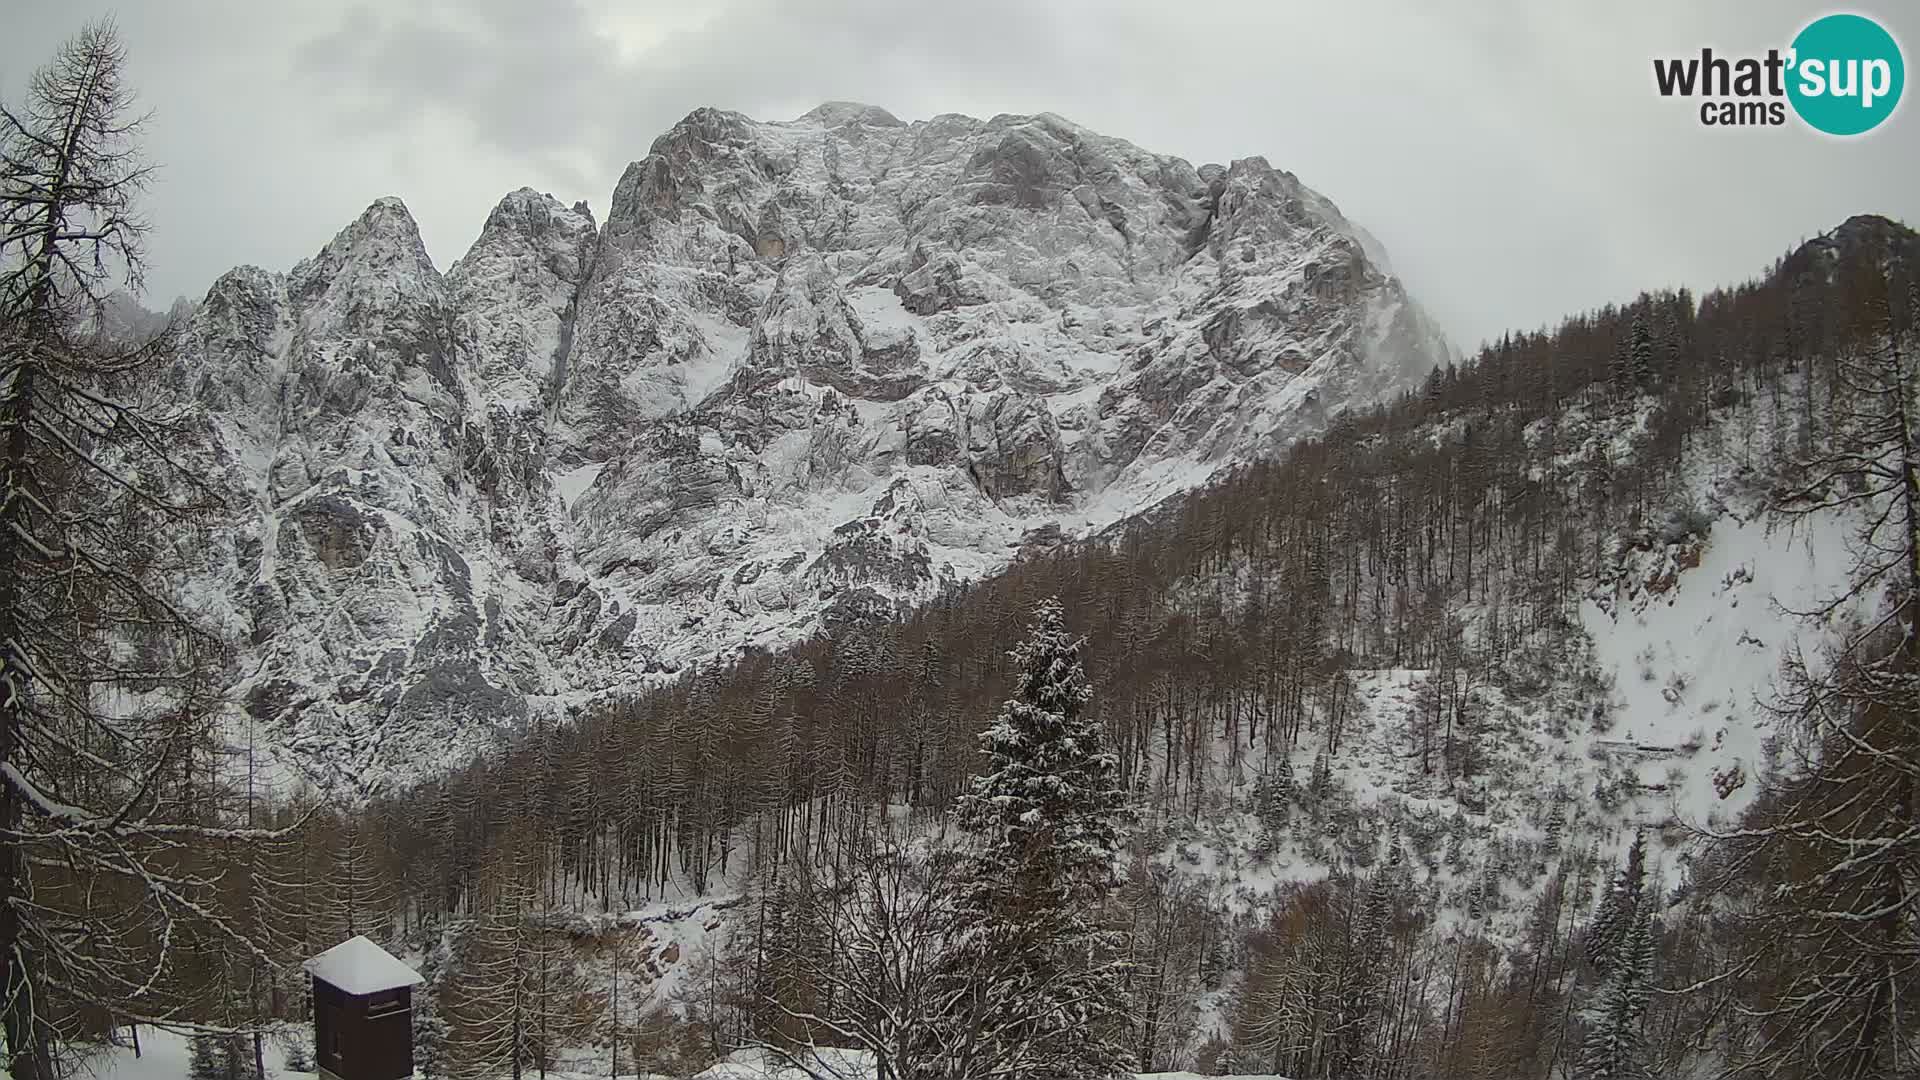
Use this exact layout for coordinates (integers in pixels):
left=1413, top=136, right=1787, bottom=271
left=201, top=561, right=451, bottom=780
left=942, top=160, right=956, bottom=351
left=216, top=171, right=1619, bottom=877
left=448, top=187, right=598, bottom=413
left=180, top=197, right=548, bottom=795
left=177, top=107, right=1449, bottom=792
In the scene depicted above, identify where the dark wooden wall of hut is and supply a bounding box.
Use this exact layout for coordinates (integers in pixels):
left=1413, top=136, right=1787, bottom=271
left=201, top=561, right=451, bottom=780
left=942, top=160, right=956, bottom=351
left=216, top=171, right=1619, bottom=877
left=311, top=979, right=414, bottom=1080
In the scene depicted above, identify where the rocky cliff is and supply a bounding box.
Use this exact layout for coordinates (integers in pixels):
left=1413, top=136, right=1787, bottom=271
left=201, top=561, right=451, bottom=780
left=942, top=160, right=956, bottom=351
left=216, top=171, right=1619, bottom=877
left=171, top=103, right=1450, bottom=792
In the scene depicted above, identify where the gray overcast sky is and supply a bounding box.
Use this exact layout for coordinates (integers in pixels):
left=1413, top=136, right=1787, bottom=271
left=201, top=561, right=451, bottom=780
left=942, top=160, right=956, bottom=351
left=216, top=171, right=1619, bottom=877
left=6, top=1, right=1918, bottom=349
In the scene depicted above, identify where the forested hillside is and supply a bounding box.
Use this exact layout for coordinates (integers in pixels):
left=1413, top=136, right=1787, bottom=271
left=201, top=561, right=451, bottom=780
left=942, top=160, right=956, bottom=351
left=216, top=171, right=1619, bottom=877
left=203, top=213, right=1912, bottom=1080
left=7, top=23, right=1917, bottom=1080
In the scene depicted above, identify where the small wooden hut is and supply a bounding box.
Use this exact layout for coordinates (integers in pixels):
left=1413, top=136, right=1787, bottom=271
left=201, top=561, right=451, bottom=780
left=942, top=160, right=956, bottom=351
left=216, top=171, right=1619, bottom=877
left=303, top=935, right=423, bottom=1080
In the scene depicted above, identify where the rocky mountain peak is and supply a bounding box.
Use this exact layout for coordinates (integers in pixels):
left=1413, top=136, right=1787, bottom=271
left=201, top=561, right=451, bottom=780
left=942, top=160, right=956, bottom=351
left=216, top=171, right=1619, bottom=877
left=797, top=101, right=906, bottom=128
left=284, top=196, right=445, bottom=362
left=175, top=104, right=1451, bottom=792
left=474, top=187, right=598, bottom=245
left=292, top=196, right=435, bottom=284
left=449, top=189, right=599, bottom=415
left=1784, top=212, right=1920, bottom=281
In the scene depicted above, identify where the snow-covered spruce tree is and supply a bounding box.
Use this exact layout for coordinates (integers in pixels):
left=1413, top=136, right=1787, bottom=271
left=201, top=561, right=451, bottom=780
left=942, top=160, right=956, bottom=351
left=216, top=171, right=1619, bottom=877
left=443, top=832, right=539, bottom=1080
left=1228, top=934, right=1319, bottom=1076
left=1309, top=750, right=1333, bottom=806
left=442, top=880, right=531, bottom=1080
left=412, top=932, right=455, bottom=1080
left=1629, top=316, right=1656, bottom=389
left=1331, top=840, right=1402, bottom=1078
left=188, top=1034, right=221, bottom=1080
left=280, top=1033, right=313, bottom=1073
left=1575, top=914, right=1655, bottom=1080
left=1584, top=829, right=1646, bottom=978
left=1253, top=757, right=1293, bottom=836
left=186, top=1032, right=248, bottom=1080
left=924, top=598, right=1133, bottom=1080
left=219, top=1035, right=249, bottom=1080
left=0, top=20, right=282, bottom=1078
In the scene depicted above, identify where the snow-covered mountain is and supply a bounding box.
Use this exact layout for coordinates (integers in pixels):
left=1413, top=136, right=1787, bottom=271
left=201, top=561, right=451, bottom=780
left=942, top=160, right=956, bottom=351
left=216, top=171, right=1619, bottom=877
left=170, top=103, right=1449, bottom=791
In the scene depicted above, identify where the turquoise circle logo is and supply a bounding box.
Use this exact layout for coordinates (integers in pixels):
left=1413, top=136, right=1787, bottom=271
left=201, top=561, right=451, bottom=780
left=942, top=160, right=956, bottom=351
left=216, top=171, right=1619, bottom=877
left=1787, top=13, right=1904, bottom=135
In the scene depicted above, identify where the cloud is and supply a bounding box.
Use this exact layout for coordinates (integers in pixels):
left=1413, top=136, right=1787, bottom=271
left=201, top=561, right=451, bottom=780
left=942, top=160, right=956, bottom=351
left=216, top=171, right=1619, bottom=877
left=294, top=0, right=620, bottom=190
left=3, top=0, right=1917, bottom=349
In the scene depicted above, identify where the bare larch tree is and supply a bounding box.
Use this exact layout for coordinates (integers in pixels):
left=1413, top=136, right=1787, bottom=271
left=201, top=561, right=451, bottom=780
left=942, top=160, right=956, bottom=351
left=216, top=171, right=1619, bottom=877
left=1, top=19, right=279, bottom=1079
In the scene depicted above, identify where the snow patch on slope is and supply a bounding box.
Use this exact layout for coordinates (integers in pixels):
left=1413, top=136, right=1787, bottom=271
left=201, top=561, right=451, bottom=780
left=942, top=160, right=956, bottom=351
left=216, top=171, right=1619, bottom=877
left=1580, top=507, right=1862, bottom=827
left=178, top=106, right=1451, bottom=791
left=555, top=462, right=607, bottom=510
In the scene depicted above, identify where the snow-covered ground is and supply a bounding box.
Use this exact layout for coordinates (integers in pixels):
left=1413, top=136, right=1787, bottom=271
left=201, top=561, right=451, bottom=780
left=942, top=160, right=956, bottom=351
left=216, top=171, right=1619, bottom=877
left=495, top=468, right=1871, bottom=1068
left=420, top=414, right=1877, bottom=1071
left=1579, top=503, right=1862, bottom=830
left=83, top=1035, right=1296, bottom=1080
left=85, top=1026, right=308, bottom=1080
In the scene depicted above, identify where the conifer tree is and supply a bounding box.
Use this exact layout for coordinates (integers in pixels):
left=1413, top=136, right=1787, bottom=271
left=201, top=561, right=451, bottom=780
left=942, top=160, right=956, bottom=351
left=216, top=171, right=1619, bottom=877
left=928, top=597, right=1133, bottom=1080
left=1272, top=755, right=1295, bottom=804
left=330, top=817, right=398, bottom=943
left=1576, top=914, right=1655, bottom=1080
left=1703, top=266, right=1920, bottom=1078
left=1612, top=314, right=1656, bottom=395
left=1585, top=830, right=1646, bottom=977
left=413, top=934, right=455, bottom=1080
left=1334, top=843, right=1400, bottom=1078
left=440, top=817, right=590, bottom=1080
left=1253, top=757, right=1293, bottom=850
left=443, top=831, right=539, bottom=1080
left=186, top=1032, right=249, bottom=1080
left=189, top=1035, right=222, bottom=1080
left=1, top=21, right=282, bottom=1075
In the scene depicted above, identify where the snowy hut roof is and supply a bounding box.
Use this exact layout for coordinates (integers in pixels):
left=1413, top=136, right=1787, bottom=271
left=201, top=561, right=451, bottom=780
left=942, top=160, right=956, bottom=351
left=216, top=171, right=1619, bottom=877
left=303, top=935, right=423, bottom=995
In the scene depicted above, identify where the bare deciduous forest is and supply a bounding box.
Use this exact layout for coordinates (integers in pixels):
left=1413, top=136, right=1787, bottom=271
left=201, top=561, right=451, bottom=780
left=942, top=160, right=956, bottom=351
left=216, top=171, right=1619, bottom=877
left=4, top=18, right=1919, bottom=1080
left=309, top=221, right=1910, bottom=1079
